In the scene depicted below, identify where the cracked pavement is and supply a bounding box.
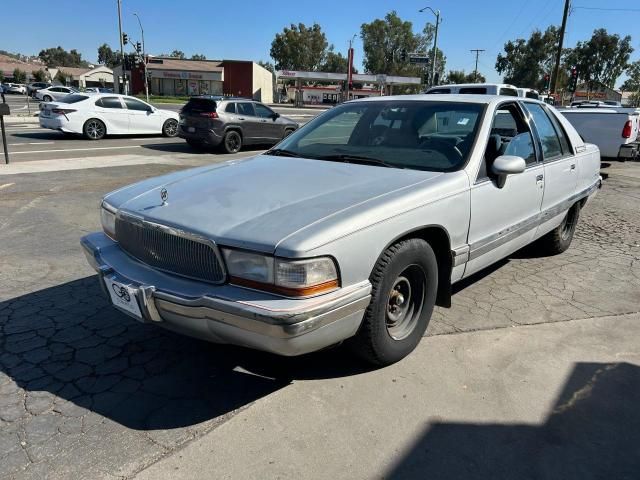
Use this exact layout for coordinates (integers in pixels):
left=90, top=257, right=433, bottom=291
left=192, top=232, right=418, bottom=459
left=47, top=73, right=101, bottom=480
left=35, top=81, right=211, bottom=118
left=1, top=159, right=639, bottom=478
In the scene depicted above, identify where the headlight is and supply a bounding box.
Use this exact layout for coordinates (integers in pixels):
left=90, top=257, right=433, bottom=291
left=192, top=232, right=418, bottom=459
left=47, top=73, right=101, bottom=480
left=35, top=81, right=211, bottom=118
left=222, top=249, right=339, bottom=296
left=100, top=202, right=117, bottom=240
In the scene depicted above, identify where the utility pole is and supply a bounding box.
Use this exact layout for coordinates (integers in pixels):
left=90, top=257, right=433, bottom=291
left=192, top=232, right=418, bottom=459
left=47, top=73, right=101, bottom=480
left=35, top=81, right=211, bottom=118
left=133, top=13, right=149, bottom=102
left=419, top=6, right=441, bottom=86
left=551, top=0, right=570, bottom=94
left=117, top=0, right=127, bottom=94
left=470, top=49, right=485, bottom=82
left=345, top=34, right=356, bottom=102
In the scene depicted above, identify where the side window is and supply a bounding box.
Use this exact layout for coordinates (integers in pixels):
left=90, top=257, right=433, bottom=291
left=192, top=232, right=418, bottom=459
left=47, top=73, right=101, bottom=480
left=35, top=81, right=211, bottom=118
left=479, top=103, right=536, bottom=181
left=50, top=87, right=62, bottom=92
left=255, top=104, right=275, bottom=118
left=99, top=97, right=124, bottom=109
left=499, top=88, right=519, bottom=97
left=237, top=103, right=255, bottom=116
left=123, top=97, right=151, bottom=111
left=526, top=103, right=563, bottom=160
left=426, top=88, right=451, bottom=94
left=459, top=87, right=487, bottom=94
left=543, top=106, right=572, bottom=155
left=224, top=103, right=236, bottom=114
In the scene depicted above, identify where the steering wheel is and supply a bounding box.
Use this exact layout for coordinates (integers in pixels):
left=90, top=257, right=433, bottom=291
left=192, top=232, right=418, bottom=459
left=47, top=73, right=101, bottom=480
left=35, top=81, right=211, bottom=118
left=419, top=137, right=464, bottom=162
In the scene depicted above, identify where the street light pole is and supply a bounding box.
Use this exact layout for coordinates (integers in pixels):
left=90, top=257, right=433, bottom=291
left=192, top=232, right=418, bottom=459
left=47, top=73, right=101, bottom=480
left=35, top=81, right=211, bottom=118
left=419, top=6, right=441, bottom=86
left=117, top=0, right=127, bottom=94
left=133, top=12, right=149, bottom=103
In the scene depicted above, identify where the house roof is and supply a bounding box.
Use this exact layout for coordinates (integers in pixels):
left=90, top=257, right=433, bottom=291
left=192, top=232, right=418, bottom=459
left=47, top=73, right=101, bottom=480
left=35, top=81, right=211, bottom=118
left=0, top=62, right=46, bottom=76
left=146, top=58, right=223, bottom=72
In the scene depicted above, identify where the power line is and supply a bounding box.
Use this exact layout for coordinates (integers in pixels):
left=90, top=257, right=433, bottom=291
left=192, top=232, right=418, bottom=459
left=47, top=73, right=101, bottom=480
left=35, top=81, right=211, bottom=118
left=573, top=6, right=640, bottom=12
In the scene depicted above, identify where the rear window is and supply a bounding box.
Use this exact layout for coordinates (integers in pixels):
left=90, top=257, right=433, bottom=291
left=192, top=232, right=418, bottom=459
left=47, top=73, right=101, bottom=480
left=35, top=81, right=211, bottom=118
left=525, top=91, right=539, bottom=99
left=58, top=94, right=89, bottom=104
left=182, top=98, right=217, bottom=113
left=459, top=87, right=487, bottom=94
left=499, top=88, right=518, bottom=97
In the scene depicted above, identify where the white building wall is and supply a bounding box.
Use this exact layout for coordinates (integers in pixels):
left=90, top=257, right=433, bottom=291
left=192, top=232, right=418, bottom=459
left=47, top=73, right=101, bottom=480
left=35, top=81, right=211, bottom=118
left=252, top=63, right=273, bottom=103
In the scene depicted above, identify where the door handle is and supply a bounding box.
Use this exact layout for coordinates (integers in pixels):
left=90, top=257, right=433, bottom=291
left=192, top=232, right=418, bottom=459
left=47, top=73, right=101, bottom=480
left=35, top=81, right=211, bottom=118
left=570, top=164, right=576, bottom=170
left=238, top=117, right=245, bottom=120
left=536, top=174, right=544, bottom=182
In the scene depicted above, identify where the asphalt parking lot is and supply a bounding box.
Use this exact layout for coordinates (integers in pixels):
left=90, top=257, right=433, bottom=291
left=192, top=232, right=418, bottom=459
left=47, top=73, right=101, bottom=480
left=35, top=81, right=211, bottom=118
left=1, top=152, right=639, bottom=478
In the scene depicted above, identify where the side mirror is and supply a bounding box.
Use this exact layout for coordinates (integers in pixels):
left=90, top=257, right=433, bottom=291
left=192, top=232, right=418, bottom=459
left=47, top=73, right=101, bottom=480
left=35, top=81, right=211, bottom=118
left=491, top=155, right=526, bottom=188
left=272, top=112, right=280, bottom=120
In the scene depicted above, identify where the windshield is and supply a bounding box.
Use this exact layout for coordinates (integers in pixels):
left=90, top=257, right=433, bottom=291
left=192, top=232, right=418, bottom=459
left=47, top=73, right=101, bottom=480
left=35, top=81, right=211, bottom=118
left=271, top=101, right=484, bottom=171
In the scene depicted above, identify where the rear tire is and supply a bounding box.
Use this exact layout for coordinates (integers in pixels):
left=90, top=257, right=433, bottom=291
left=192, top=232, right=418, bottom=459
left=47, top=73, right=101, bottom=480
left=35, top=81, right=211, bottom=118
left=348, top=238, right=438, bottom=366
left=83, top=118, right=106, bottom=140
left=162, top=119, right=178, bottom=137
left=222, top=130, right=242, bottom=154
left=43, top=95, right=52, bottom=102
left=283, top=128, right=294, bottom=139
left=536, top=204, right=580, bottom=255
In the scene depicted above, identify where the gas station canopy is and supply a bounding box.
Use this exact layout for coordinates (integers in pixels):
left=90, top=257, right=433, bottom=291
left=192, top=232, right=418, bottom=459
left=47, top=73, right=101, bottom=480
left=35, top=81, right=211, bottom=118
left=276, top=70, right=421, bottom=86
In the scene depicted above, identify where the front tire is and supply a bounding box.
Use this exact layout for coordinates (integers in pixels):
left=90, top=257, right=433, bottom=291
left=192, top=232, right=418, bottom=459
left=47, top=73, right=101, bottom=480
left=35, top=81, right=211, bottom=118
left=348, top=238, right=438, bottom=366
left=537, top=204, right=580, bottom=255
left=222, top=130, right=242, bottom=154
left=162, top=119, right=178, bottom=137
left=43, top=95, right=52, bottom=102
left=83, top=118, right=106, bottom=140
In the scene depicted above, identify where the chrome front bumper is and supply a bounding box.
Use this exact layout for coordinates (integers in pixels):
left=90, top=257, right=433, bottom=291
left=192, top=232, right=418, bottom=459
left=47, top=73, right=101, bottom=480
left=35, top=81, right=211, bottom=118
left=81, top=232, right=371, bottom=356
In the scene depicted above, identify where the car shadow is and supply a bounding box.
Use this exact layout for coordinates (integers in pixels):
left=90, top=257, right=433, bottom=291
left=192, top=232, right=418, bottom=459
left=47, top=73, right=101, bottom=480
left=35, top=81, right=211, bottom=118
left=0, top=276, right=372, bottom=430
left=385, top=361, right=640, bottom=480
left=141, top=143, right=268, bottom=155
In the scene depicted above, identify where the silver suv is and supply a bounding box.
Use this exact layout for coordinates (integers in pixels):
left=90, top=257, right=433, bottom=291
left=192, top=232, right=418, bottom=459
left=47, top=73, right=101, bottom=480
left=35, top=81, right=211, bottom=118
left=178, top=96, right=298, bottom=153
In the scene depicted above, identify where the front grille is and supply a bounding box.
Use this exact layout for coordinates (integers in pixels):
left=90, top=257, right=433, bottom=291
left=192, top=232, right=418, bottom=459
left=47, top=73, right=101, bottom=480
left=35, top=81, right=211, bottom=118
left=115, top=217, right=225, bottom=283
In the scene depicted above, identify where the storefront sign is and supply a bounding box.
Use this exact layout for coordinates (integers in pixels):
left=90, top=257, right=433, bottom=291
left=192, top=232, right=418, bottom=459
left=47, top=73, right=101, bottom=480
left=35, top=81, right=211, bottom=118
left=149, top=70, right=221, bottom=81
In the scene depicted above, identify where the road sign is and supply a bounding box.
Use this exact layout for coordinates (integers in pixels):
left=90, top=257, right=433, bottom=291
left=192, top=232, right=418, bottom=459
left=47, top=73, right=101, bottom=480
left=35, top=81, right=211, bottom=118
left=409, top=55, right=429, bottom=65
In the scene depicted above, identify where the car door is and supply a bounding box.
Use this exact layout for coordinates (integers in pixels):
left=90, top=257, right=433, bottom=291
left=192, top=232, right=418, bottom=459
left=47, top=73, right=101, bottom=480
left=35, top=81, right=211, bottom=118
left=524, top=102, right=578, bottom=240
left=236, top=102, right=259, bottom=143
left=465, top=101, right=545, bottom=277
left=94, top=96, right=129, bottom=134
left=122, top=97, right=161, bottom=134
left=254, top=103, right=281, bottom=141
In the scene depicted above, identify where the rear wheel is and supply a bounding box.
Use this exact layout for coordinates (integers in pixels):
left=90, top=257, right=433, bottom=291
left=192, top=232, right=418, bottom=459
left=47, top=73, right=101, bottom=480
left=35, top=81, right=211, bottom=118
left=83, top=119, right=106, bottom=140
left=43, top=95, right=52, bottom=102
left=348, top=238, right=438, bottom=366
left=283, top=128, right=295, bottom=139
left=222, top=130, right=242, bottom=154
left=162, top=119, right=178, bottom=137
left=536, top=204, right=580, bottom=255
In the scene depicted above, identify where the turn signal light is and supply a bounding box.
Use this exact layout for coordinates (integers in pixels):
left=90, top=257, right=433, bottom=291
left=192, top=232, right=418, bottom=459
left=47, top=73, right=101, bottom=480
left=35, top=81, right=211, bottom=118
left=622, top=120, right=633, bottom=139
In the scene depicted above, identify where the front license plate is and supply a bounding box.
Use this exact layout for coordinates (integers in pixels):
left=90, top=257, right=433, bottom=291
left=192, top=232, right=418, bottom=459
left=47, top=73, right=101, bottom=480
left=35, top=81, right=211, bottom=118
left=188, top=126, right=195, bottom=133
left=105, top=277, right=143, bottom=320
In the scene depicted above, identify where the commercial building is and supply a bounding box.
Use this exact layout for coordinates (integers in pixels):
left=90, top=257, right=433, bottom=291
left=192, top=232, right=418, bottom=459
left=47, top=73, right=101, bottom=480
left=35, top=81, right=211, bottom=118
left=47, top=66, right=114, bottom=88
left=113, top=58, right=274, bottom=103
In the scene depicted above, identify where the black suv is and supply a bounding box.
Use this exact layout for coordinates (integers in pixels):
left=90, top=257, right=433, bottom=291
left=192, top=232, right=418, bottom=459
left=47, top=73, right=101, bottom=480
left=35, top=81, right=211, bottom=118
left=178, top=96, right=298, bottom=153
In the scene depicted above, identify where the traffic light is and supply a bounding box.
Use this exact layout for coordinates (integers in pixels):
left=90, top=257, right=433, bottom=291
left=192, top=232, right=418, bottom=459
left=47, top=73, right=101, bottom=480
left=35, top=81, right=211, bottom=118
left=543, top=73, right=550, bottom=91
left=569, top=67, right=578, bottom=92
left=400, top=49, right=407, bottom=62
left=136, top=42, right=142, bottom=54
left=122, top=33, right=128, bottom=45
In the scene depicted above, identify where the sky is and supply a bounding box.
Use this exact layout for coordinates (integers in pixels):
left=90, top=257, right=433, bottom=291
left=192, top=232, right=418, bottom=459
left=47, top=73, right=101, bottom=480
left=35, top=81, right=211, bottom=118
left=2, top=0, right=639, bottom=86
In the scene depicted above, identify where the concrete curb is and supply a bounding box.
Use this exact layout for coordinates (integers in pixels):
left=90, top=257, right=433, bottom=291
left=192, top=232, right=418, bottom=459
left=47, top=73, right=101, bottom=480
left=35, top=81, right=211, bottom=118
left=3, top=116, right=40, bottom=125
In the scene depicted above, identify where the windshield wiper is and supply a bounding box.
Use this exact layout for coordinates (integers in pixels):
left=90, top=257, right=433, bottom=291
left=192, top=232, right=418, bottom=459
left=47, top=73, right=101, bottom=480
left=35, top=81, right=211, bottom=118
left=318, top=154, right=403, bottom=169
left=265, top=148, right=300, bottom=157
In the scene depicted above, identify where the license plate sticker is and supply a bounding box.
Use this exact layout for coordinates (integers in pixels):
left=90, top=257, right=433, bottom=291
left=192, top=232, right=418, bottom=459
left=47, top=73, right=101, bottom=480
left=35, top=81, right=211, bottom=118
left=105, top=278, right=143, bottom=319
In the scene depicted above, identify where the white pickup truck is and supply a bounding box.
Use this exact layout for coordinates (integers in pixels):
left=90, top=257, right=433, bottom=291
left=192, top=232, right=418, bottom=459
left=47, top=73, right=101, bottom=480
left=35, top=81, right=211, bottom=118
left=558, top=107, right=640, bottom=160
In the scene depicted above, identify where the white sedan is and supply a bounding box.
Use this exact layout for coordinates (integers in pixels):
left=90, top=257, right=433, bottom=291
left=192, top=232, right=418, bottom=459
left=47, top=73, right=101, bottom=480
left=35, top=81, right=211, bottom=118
left=39, top=93, right=179, bottom=139
left=35, top=85, right=79, bottom=102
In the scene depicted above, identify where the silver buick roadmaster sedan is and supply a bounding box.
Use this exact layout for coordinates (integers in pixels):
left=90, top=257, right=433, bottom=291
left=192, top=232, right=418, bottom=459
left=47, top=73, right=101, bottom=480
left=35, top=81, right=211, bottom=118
left=81, top=95, right=602, bottom=366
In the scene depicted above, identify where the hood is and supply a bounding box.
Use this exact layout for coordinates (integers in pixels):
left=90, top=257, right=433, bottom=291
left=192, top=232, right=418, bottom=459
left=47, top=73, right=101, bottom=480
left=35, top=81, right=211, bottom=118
left=113, top=155, right=442, bottom=253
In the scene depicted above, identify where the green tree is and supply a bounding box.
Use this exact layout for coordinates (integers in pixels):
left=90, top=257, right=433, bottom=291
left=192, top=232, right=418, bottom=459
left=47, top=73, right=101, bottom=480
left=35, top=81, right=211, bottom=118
left=496, top=26, right=559, bottom=90
left=0, top=71, right=4, bottom=84
left=564, top=29, right=633, bottom=90
left=12, top=68, right=26, bottom=84
left=270, top=23, right=328, bottom=71
left=320, top=47, right=351, bottom=73
left=170, top=50, right=185, bottom=59
left=621, top=61, right=640, bottom=106
left=360, top=11, right=445, bottom=78
left=38, top=46, right=88, bottom=67
left=190, top=53, right=206, bottom=60
left=33, top=69, right=47, bottom=82
left=445, top=70, right=485, bottom=84
left=55, top=70, right=69, bottom=85
left=97, top=43, right=120, bottom=68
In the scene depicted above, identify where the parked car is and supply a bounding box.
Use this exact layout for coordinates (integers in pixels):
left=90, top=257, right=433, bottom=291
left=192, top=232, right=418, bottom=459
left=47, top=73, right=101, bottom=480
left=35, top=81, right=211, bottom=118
left=84, top=87, right=114, bottom=94
left=35, top=85, right=79, bottom=102
left=425, top=83, right=519, bottom=97
left=559, top=107, right=640, bottom=159
left=5, top=83, right=27, bottom=94
left=39, top=93, right=179, bottom=139
left=81, top=95, right=601, bottom=365
left=178, top=96, right=298, bottom=153
left=517, top=88, right=540, bottom=100
left=27, top=82, right=52, bottom=97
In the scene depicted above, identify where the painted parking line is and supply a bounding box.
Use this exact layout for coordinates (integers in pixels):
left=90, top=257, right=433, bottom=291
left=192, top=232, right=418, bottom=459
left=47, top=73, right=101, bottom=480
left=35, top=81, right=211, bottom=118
left=10, top=145, right=143, bottom=155
left=0, top=183, right=15, bottom=190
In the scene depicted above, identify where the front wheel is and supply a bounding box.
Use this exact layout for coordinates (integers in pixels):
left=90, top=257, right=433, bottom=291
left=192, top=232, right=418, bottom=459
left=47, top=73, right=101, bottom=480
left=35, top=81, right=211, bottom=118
left=348, top=238, right=438, bottom=366
left=83, top=119, right=106, bottom=140
left=222, top=130, right=242, bottom=154
left=162, top=119, right=178, bottom=137
left=43, top=95, right=52, bottom=102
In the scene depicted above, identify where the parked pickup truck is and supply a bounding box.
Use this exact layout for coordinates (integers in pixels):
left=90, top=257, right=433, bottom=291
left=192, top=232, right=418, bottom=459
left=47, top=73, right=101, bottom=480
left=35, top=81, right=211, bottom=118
left=81, top=95, right=601, bottom=366
left=559, top=107, right=640, bottom=160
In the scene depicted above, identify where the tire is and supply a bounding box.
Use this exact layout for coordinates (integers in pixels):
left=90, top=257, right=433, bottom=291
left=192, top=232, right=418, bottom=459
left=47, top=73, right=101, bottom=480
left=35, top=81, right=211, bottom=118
left=283, top=128, right=294, bottom=139
left=222, top=130, right=242, bottom=154
left=43, top=95, right=52, bottom=102
left=536, top=203, right=580, bottom=255
left=348, top=238, right=438, bottom=366
left=162, top=118, right=178, bottom=137
left=83, top=118, right=106, bottom=140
